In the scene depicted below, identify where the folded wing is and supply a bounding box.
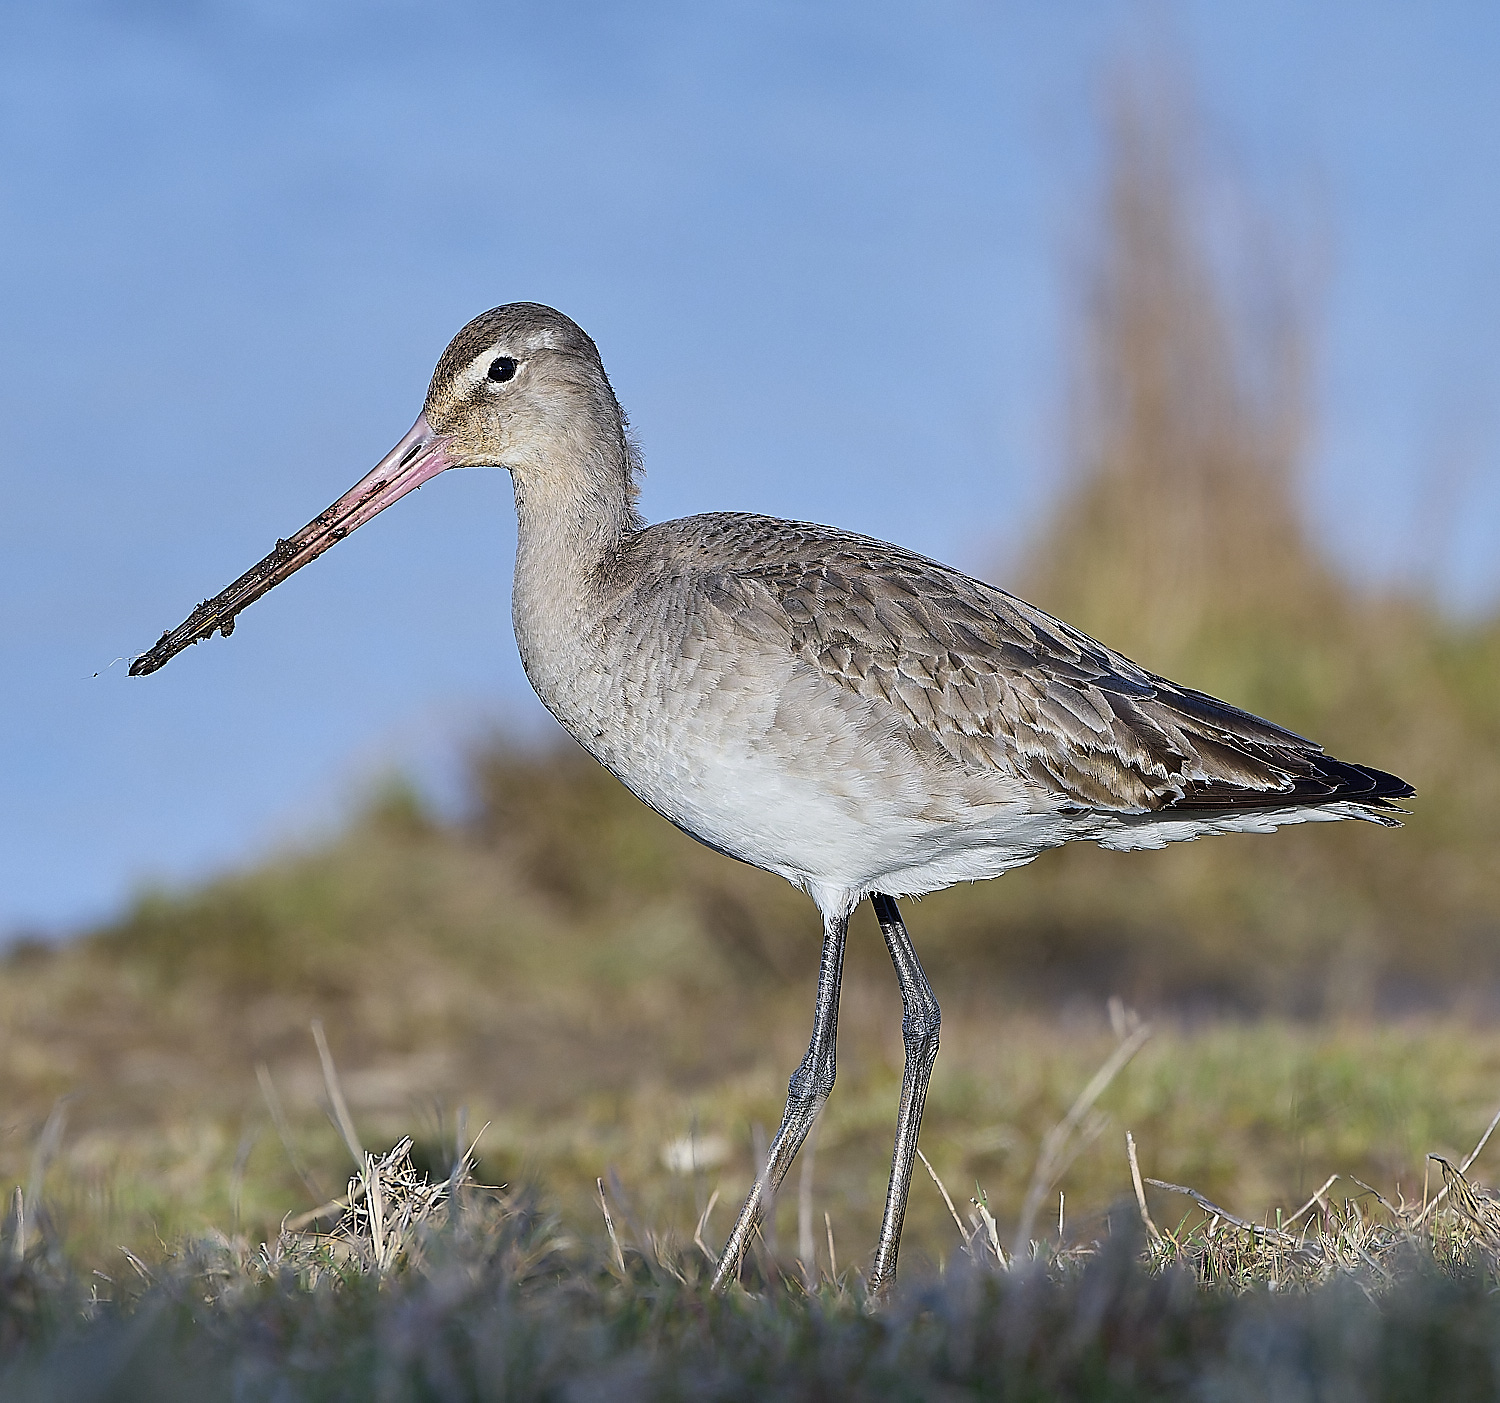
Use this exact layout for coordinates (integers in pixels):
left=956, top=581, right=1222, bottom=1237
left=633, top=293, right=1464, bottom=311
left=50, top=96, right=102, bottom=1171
left=689, top=516, right=1413, bottom=818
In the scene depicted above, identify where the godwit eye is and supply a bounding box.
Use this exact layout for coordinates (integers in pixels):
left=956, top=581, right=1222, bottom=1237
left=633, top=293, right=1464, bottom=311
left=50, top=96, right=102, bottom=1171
left=487, top=356, right=518, bottom=383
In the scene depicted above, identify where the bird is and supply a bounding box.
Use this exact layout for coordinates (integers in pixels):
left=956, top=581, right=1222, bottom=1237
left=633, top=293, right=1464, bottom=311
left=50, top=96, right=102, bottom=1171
left=132, top=302, right=1413, bottom=1293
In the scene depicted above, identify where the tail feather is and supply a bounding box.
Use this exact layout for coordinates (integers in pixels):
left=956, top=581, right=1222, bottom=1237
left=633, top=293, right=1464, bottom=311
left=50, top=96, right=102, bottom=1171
left=1173, top=756, right=1414, bottom=815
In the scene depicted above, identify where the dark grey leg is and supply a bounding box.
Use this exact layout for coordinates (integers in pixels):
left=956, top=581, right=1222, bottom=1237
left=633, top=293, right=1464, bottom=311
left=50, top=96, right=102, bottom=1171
left=868, top=892, right=940, bottom=1294
left=711, top=909, right=848, bottom=1291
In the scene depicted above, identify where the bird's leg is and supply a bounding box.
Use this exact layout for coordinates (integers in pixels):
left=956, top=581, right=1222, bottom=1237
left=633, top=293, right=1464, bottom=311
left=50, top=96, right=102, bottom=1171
left=711, top=909, right=848, bottom=1291
left=868, top=892, right=940, bottom=1295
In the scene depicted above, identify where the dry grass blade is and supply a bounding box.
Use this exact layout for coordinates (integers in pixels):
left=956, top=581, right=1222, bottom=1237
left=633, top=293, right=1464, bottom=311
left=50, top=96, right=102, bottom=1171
left=606, top=1168, right=651, bottom=1263
left=1013, top=1022, right=1151, bottom=1251
left=917, top=1147, right=971, bottom=1252
left=1428, top=1156, right=1500, bottom=1241
left=11, top=1097, right=72, bottom=1262
left=1284, top=1174, right=1340, bottom=1228
left=20, top=1097, right=71, bottom=1259
left=1415, top=1099, right=1500, bottom=1226
left=694, top=1188, right=720, bottom=1266
left=1347, top=1176, right=1398, bottom=1217
left=1144, top=1176, right=1317, bottom=1262
left=365, top=1151, right=387, bottom=1269
left=971, top=1190, right=1006, bottom=1267
left=598, top=1177, right=625, bottom=1274
left=8, top=1187, right=23, bottom=1264
left=119, top=1247, right=154, bottom=1283
left=310, top=1020, right=364, bottom=1166
left=1126, top=1132, right=1163, bottom=1245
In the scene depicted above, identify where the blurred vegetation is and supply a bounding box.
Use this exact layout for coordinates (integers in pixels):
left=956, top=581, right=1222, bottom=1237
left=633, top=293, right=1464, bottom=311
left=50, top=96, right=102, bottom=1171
left=0, top=67, right=1496, bottom=1316
left=985, top=74, right=1500, bottom=1016
left=12, top=1166, right=1500, bottom=1400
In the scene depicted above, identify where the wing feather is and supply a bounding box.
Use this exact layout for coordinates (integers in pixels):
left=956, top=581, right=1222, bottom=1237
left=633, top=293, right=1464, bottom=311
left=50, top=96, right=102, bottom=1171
left=632, top=515, right=1413, bottom=815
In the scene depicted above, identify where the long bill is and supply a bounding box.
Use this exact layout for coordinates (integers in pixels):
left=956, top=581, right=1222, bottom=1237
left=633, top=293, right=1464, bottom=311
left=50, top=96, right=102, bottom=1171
left=130, top=413, right=455, bottom=676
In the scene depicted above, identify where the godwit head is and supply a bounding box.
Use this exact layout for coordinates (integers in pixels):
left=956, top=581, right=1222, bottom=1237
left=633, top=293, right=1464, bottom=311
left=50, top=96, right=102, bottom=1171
left=130, top=304, right=634, bottom=672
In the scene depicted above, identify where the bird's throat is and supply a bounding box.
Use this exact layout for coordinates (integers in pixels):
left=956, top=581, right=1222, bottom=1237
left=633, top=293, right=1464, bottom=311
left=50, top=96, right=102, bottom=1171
left=509, top=458, right=643, bottom=718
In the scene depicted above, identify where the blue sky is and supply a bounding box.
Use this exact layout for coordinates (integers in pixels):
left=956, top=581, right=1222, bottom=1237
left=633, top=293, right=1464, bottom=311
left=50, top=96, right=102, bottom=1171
left=3, top=1, right=1497, bottom=935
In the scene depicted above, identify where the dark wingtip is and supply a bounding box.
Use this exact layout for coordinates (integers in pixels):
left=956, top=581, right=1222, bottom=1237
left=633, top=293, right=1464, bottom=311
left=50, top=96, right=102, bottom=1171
left=1174, top=757, right=1415, bottom=814
left=1339, top=762, right=1415, bottom=807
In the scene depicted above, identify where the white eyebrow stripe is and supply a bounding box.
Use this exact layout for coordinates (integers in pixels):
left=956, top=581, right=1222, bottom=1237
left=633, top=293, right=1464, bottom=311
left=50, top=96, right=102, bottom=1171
left=461, top=332, right=557, bottom=390
left=460, top=352, right=512, bottom=392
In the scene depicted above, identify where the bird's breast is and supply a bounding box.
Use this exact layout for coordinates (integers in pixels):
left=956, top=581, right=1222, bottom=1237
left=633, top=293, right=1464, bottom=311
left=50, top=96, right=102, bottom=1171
left=512, top=583, right=1036, bottom=894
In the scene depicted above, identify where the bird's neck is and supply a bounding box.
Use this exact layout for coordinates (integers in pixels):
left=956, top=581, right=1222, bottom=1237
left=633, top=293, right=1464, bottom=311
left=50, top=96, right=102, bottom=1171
left=509, top=437, right=644, bottom=702
left=511, top=453, right=642, bottom=583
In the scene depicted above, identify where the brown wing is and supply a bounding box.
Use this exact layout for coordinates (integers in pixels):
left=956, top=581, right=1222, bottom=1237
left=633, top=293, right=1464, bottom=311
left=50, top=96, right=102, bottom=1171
left=669, top=515, right=1412, bottom=816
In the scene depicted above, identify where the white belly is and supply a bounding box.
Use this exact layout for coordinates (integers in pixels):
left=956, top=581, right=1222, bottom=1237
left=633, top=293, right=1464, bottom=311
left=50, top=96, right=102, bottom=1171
left=521, top=618, right=1046, bottom=910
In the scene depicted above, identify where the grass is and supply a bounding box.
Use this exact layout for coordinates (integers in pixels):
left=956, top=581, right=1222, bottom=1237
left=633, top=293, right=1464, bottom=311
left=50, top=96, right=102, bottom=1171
left=13, top=841, right=1500, bottom=1282
left=10, top=1063, right=1500, bottom=1399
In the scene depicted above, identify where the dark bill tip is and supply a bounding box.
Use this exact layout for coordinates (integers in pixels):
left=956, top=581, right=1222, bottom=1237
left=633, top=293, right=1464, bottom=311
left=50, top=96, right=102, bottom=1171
left=130, top=414, right=452, bottom=677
